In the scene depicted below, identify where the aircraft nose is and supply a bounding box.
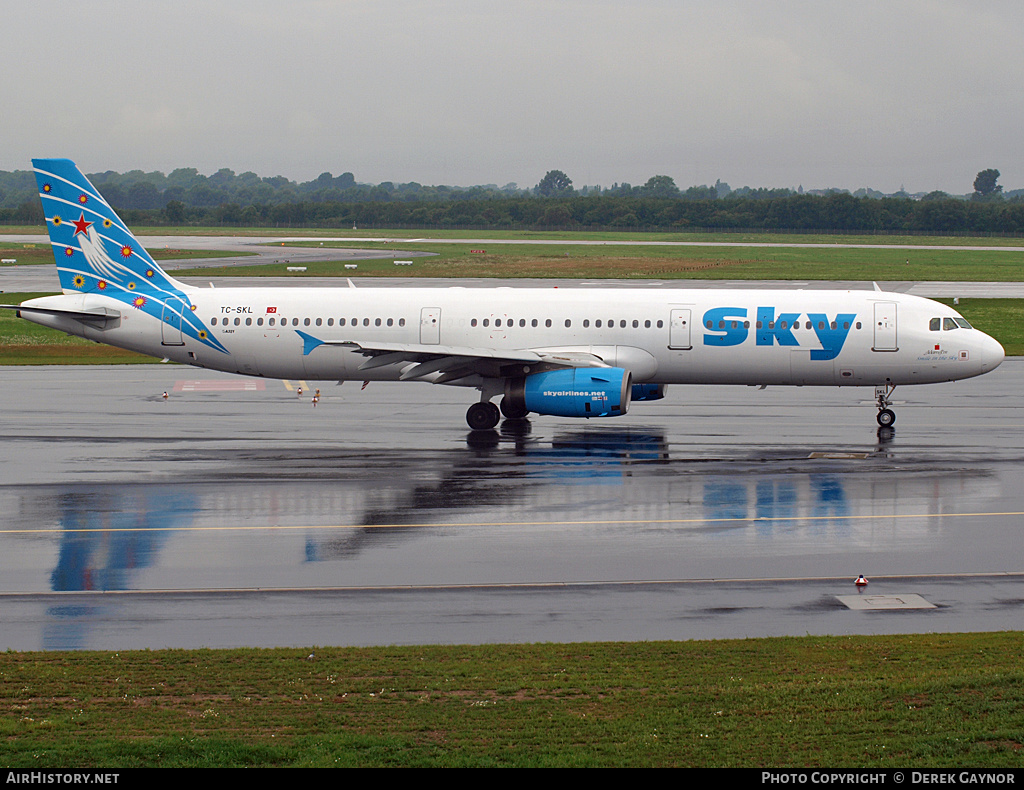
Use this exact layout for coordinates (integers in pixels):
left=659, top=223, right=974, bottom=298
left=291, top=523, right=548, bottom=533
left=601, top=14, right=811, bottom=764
left=980, top=333, right=1005, bottom=372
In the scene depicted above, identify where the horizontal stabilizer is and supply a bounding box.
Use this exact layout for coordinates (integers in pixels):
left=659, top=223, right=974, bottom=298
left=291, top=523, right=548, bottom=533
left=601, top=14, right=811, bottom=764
left=0, top=302, right=120, bottom=324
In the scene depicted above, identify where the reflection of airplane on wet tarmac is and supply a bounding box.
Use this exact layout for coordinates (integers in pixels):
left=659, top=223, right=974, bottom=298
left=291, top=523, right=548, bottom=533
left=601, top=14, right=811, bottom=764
left=10, top=159, right=1005, bottom=431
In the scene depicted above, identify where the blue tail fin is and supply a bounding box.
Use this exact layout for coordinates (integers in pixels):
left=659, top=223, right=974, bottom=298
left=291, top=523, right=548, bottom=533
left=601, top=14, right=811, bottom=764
left=32, top=158, right=186, bottom=296
left=32, top=158, right=226, bottom=353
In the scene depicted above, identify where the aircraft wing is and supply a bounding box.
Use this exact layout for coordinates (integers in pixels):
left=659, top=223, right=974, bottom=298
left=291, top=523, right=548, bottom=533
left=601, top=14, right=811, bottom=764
left=296, top=331, right=608, bottom=383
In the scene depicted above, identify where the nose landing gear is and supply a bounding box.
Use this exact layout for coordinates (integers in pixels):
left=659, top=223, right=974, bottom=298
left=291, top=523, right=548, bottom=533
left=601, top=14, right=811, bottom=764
left=875, top=383, right=896, bottom=427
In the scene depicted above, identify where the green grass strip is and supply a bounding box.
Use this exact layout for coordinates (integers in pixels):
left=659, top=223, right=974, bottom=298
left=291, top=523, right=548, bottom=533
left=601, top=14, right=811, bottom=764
left=1, top=633, right=1022, bottom=768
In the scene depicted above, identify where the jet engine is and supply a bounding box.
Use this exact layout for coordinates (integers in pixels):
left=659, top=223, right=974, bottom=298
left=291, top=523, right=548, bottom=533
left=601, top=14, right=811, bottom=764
left=504, top=367, right=632, bottom=419
left=631, top=383, right=668, bottom=401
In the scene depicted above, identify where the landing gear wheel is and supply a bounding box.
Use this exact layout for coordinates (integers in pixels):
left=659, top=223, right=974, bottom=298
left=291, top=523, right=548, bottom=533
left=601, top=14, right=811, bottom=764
left=467, top=401, right=501, bottom=431
left=500, top=397, right=529, bottom=420
left=876, top=408, right=896, bottom=427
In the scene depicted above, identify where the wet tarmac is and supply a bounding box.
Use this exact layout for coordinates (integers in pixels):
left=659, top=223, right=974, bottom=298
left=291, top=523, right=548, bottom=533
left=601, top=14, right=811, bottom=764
left=1, top=361, right=1023, bottom=651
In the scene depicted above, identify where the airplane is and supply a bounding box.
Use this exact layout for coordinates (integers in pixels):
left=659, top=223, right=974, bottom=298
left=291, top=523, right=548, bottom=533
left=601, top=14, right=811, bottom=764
left=6, top=158, right=1006, bottom=431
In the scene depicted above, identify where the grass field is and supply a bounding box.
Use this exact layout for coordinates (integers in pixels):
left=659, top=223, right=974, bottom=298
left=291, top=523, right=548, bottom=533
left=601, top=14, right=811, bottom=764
left=2, top=633, right=1022, bottom=768
left=167, top=239, right=1024, bottom=281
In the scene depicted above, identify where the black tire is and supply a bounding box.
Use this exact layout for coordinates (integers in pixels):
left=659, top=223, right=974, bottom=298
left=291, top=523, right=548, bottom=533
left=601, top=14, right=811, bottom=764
left=467, top=402, right=501, bottom=431
left=876, top=408, right=896, bottom=427
left=500, top=396, right=529, bottom=420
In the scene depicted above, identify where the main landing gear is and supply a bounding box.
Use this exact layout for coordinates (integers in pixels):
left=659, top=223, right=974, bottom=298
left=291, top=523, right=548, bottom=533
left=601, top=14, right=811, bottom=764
left=875, top=383, right=896, bottom=427
left=466, top=398, right=530, bottom=430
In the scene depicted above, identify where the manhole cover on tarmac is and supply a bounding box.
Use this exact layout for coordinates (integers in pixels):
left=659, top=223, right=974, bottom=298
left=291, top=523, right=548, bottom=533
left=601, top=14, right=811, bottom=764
left=836, top=593, right=937, bottom=610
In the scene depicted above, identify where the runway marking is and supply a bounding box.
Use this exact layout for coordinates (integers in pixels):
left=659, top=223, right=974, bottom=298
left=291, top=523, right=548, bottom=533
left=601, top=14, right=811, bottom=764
left=174, top=379, right=265, bottom=392
left=281, top=380, right=310, bottom=392
left=837, top=593, right=936, bottom=610
left=2, top=572, right=1023, bottom=598
left=6, top=510, right=1024, bottom=535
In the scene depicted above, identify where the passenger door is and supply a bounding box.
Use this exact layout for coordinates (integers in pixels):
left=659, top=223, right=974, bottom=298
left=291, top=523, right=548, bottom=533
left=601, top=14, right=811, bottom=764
left=420, top=307, right=441, bottom=344
left=668, top=309, right=692, bottom=350
left=872, top=302, right=897, bottom=351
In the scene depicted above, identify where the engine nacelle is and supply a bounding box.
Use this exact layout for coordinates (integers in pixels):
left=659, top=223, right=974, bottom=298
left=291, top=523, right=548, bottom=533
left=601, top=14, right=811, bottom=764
left=631, top=383, right=668, bottom=402
left=511, top=367, right=632, bottom=418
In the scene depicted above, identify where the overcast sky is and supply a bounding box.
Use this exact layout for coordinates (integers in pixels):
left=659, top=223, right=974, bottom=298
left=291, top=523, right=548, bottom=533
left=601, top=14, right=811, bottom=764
left=2, top=1, right=1020, bottom=193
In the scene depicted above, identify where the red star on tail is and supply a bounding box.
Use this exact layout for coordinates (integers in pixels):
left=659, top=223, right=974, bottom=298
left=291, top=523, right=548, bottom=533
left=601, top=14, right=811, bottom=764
left=72, top=213, right=93, bottom=236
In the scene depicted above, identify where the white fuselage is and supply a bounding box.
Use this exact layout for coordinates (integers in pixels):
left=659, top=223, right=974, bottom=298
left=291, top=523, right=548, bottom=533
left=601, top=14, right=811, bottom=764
left=25, top=285, right=1005, bottom=389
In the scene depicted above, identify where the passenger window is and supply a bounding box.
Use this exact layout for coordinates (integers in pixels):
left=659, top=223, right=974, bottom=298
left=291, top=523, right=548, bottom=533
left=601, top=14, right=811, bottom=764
left=930, top=317, right=941, bottom=331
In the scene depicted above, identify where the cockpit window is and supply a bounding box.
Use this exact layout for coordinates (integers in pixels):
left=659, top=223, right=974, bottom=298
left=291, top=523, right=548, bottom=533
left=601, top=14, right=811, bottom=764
left=954, top=317, right=973, bottom=329
left=943, top=317, right=958, bottom=331
left=929, top=317, right=940, bottom=331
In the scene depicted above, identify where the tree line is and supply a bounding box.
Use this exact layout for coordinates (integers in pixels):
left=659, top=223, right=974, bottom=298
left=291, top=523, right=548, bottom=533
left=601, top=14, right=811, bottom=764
left=2, top=166, right=1023, bottom=234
